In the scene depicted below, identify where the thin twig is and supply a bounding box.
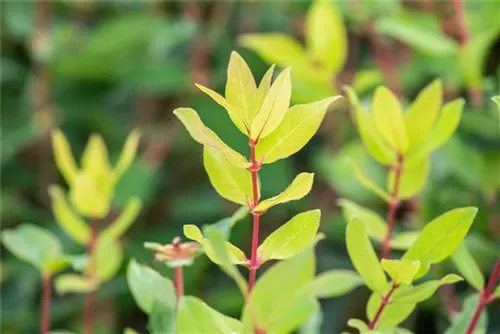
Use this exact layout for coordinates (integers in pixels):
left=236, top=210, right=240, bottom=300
left=248, top=139, right=261, bottom=293
left=40, top=273, right=51, bottom=334
left=369, top=283, right=399, bottom=330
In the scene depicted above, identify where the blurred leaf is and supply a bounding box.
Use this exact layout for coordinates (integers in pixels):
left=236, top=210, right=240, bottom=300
left=303, top=269, right=364, bottom=298
left=347, top=318, right=369, bottom=333
left=113, top=129, right=141, bottom=180
left=381, top=259, right=420, bottom=285
left=299, top=309, right=323, bottom=334
left=149, top=300, right=175, bottom=334
left=100, top=198, right=141, bottom=241
left=203, top=206, right=250, bottom=239
left=444, top=294, right=487, bottom=334
left=351, top=69, right=384, bottom=95
left=338, top=198, right=387, bottom=240
left=451, top=243, right=485, bottom=290
left=387, top=156, right=429, bottom=199
left=55, top=274, right=95, bottom=294
left=367, top=291, right=415, bottom=328
left=392, top=274, right=462, bottom=304
left=391, top=231, right=419, bottom=250
left=51, top=129, right=78, bottom=185
left=347, top=158, right=391, bottom=202
left=94, top=238, right=123, bottom=282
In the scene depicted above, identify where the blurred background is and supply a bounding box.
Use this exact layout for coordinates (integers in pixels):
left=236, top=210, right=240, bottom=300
left=1, top=1, right=499, bottom=333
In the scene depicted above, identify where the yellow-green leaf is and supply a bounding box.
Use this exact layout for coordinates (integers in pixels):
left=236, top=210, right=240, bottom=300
left=55, top=274, right=95, bottom=294
left=48, top=185, right=90, bottom=244
left=81, top=134, right=112, bottom=181
left=250, top=65, right=275, bottom=119
left=254, top=172, right=314, bottom=213
left=305, top=1, right=347, bottom=75
left=451, top=243, right=484, bottom=290
left=69, top=172, right=110, bottom=218
left=51, top=129, right=78, bottom=185
left=303, top=269, right=364, bottom=299
left=367, top=291, right=415, bottom=328
left=381, top=259, right=421, bottom=285
left=258, top=210, right=320, bottom=263
left=337, top=198, right=387, bottom=241
left=404, top=80, right=442, bottom=149
left=226, top=51, right=257, bottom=123
left=256, top=96, right=341, bottom=164
left=346, top=218, right=387, bottom=292
left=392, top=274, right=463, bottom=304
left=373, top=86, right=408, bottom=153
left=347, top=159, right=391, bottom=202
left=94, top=237, right=123, bottom=281
left=203, top=146, right=253, bottom=206
left=251, top=67, right=292, bottom=139
left=100, top=198, right=142, bottom=241
left=113, top=129, right=141, bottom=180
left=173, top=108, right=250, bottom=168
left=387, top=156, right=429, bottom=199
left=390, top=231, right=419, bottom=250
left=425, top=98, right=465, bottom=152
left=347, top=319, right=369, bottom=333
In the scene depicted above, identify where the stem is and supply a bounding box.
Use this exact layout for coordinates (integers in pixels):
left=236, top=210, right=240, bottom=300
left=368, top=283, right=399, bottom=330
left=248, top=139, right=261, bottom=294
left=174, top=267, right=184, bottom=301
left=466, top=258, right=500, bottom=334
left=84, top=218, right=99, bottom=334
left=451, top=0, right=469, bottom=45
left=381, top=153, right=404, bottom=259
left=40, top=273, right=51, bottom=334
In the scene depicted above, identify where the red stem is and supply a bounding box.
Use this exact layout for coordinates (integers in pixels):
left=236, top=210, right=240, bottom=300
left=381, top=153, right=404, bottom=259
left=174, top=267, right=184, bottom=301
left=368, top=283, right=399, bottom=330
left=248, top=139, right=261, bottom=294
left=84, top=218, right=99, bottom=334
left=40, top=273, right=51, bottom=334
left=466, top=258, right=500, bottom=334
left=451, top=0, right=469, bottom=45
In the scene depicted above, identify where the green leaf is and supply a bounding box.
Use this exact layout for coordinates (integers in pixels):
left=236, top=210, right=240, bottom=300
left=203, top=206, right=249, bottom=239
left=205, top=228, right=248, bottom=296
left=242, top=250, right=315, bottom=333
left=126, top=259, right=176, bottom=314
left=203, top=146, right=253, bottom=206
left=149, top=300, right=175, bottom=334
left=494, top=285, right=500, bottom=298
left=347, top=159, right=391, bottom=202
left=387, top=156, right=429, bottom=199
left=303, top=269, right=364, bottom=298
left=404, top=80, right=442, bottom=150
left=381, top=259, right=421, bottom=285
left=173, top=108, right=250, bottom=168
left=124, top=328, right=140, bottom=334
left=298, top=309, right=323, bottom=334
left=390, top=231, right=419, bottom=250
left=113, top=129, right=141, bottom=180
left=256, top=96, right=341, bottom=164
left=48, top=185, right=90, bottom=244
left=450, top=243, right=485, bottom=290
left=403, top=207, right=478, bottom=277
left=338, top=198, right=387, bottom=240
left=251, top=67, right=292, bottom=139
left=177, top=296, right=243, bottom=334
left=1, top=223, right=68, bottom=274
left=444, top=294, right=487, bottom=334
left=226, top=51, right=257, bottom=124
left=183, top=224, right=247, bottom=265
left=100, top=198, right=141, bottom=241
left=250, top=65, right=275, bottom=119
left=492, top=96, right=500, bottom=108
left=94, top=237, right=123, bottom=281
left=346, top=217, right=388, bottom=292
left=347, top=319, right=369, bottom=333
left=254, top=172, right=314, bottom=213
left=372, top=86, right=408, bottom=153
left=258, top=210, right=321, bottom=263
left=367, top=291, right=416, bottom=328
left=51, top=129, right=78, bottom=185
left=344, top=86, right=395, bottom=165
left=305, top=1, right=347, bottom=74
left=392, top=274, right=462, bottom=304
left=55, top=274, right=95, bottom=294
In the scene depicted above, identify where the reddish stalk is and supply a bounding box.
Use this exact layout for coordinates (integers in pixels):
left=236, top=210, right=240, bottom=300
left=84, top=218, right=99, bottom=334
left=248, top=139, right=261, bottom=294
left=174, top=267, right=184, bottom=301
left=40, top=273, right=51, bottom=334
left=466, top=258, right=500, bottom=334
left=451, top=0, right=469, bottom=45
left=368, top=283, right=399, bottom=330
left=381, top=153, right=404, bottom=259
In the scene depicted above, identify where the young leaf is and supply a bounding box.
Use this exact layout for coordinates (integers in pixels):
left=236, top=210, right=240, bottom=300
left=149, top=300, right=175, bottom=334
left=305, top=1, right=347, bottom=75
left=367, top=291, right=416, bottom=328
left=425, top=98, right=465, bottom=152
left=94, top=238, right=123, bottom=281
left=451, top=243, right=485, bottom=290
left=258, top=210, right=320, bottom=263
left=254, top=172, right=314, bottom=212
left=403, top=207, right=477, bottom=274
left=80, top=134, right=112, bottom=180
left=177, top=296, right=243, bottom=334
left=392, top=274, right=462, bottom=304
left=51, top=129, right=78, bottom=185
left=55, top=274, right=95, bottom=294
left=404, top=80, right=442, bottom=149
left=256, top=96, right=341, bottom=164
left=126, top=259, right=176, bottom=314
left=381, top=259, right=421, bottom=285
left=347, top=319, right=369, bottom=333
left=49, top=185, right=90, bottom=244
left=338, top=198, right=387, bottom=240
left=347, top=159, right=392, bottom=202
left=203, top=146, right=253, bottom=206
left=250, top=65, right=275, bottom=119
left=267, top=297, right=320, bottom=334
left=444, top=294, right=487, bottom=334
left=173, top=108, right=250, bottom=168
left=251, top=67, right=292, bottom=139
left=69, top=172, right=110, bottom=218
left=113, top=129, right=141, bottom=180
left=390, top=231, right=420, bottom=250
left=303, top=269, right=364, bottom=298
left=387, top=156, right=429, bottom=199
left=344, top=86, right=396, bottom=165
left=346, top=217, right=387, bottom=292
left=100, top=198, right=142, bottom=241
left=372, top=86, right=408, bottom=153
left=226, top=51, right=257, bottom=123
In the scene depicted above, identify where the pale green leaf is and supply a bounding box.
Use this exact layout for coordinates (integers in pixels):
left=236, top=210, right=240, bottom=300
left=451, top=243, right=484, bottom=290
left=149, top=300, right=175, bottom=334
left=459, top=28, right=498, bottom=87
left=177, top=296, right=243, bottom=334
left=251, top=67, right=292, bottom=139
left=55, top=274, right=95, bottom=294
left=258, top=210, right=320, bottom=263
left=392, top=274, right=462, bottom=304
left=173, top=108, right=250, bottom=168
left=226, top=51, right=257, bottom=123
left=80, top=133, right=112, bottom=180
left=390, top=231, right=419, bottom=250
left=404, top=80, right=442, bottom=149
left=347, top=319, right=369, bottom=333
left=352, top=69, right=384, bottom=95
left=203, top=146, right=253, bottom=205
left=347, top=159, right=391, bottom=202
left=69, top=171, right=110, bottom=218
left=403, top=207, right=478, bottom=277
left=305, top=1, right=347, bottom=74
left=268, top=297, right=320, bottom=334
left=48, top=185, right=90, bottom=244
left=254, top=172, right=314, bottom=213
left=367, top=291, right=416, bottom=328
left=373, top=86, right=408, bottom=153
left=94, top=238, right=123, bottom=281
left=344, top=86, right=395, bottom=165
left=51, top=129, right=78, bottom=185
left=387, top=156, right=429, bottom=199
left=338, top=198, right=387, bottom=240
left=303, top=269, right=364, bottom=298
left=126, top=259, right=176, bottom=314
left=250, top=65, right=275, bottom=119
left=203, top=206, right=249, bottom=240
left=492, top=96, right=500, bottom=108
left=256, top=96, right=341, bottom=164
left=100, top=198, right=141, bottom=241
left=113, top=129, right=141, bottom=180
left=381, top=259, right=421, bottom=285
left=346, top=218, right=388, bottom=292
left=298, top=309, right=323, bottom=334
left=444, top=294, right=487, bottom=334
